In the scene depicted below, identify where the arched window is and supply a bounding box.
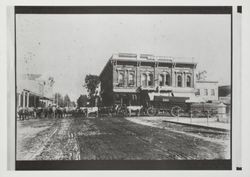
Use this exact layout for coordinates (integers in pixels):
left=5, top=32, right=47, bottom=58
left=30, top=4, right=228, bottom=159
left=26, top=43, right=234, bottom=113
left=118, top=72, right=125, bottom=86
left=128, top=73, right=135, bottom=86
left=159, top=74, right=164, bottom=86
left=177, top=75, right=182, bottom=87
left=141, top=74, right=147, bottom=87
left=186, top=75, right=191, bottom=87
left=165, top=73, right=170, bottom=86
left=148, top=73, right=154, bottom=86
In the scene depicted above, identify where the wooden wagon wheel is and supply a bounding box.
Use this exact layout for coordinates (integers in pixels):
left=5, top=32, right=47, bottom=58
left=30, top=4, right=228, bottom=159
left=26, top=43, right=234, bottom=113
left=147, top=107, right=157, bottom=116
left=170, top=106, right=182, bottom=117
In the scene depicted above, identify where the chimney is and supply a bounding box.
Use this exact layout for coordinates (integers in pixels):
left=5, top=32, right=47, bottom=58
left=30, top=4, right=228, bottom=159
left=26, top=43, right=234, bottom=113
left=136, top=53, right=140, bottom=60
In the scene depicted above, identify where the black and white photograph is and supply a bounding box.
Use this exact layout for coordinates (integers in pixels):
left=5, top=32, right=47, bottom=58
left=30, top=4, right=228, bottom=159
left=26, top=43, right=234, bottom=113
left=13, top=6, right=234, bottom=170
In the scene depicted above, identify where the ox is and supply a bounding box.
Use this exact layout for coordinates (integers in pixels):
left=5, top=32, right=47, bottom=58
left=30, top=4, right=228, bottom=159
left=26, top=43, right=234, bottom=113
left=86, top=107, right=98, bottom=118
left=17, top=107, right=35, bottom=120
left=127, top=105, right=143, bottom=117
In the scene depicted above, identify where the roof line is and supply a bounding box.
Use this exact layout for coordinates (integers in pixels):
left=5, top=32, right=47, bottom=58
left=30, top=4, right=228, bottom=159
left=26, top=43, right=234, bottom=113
left=99, top=56, right=112, bottom=77
left=110, top=58, right=197, bottom=65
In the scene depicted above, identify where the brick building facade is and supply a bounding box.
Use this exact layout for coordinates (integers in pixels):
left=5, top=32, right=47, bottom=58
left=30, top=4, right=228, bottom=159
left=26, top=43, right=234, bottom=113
left=99, top=53, right=197, bottom=106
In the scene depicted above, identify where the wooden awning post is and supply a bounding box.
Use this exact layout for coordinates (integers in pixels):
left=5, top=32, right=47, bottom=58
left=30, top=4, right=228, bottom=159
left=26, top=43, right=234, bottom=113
left=190, top=110, right=192, bottom=123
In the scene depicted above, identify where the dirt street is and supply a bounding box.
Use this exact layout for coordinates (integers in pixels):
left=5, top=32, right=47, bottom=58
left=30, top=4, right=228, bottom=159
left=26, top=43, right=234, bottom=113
left=17, top=116, right=230, bottom=160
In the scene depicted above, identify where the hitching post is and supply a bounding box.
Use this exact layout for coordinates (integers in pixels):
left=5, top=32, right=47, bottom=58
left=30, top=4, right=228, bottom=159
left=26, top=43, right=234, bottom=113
left=207, top=110, right=209, bottom=126
left=177, top=109, right=180, bottom=122
left=54, top=110, right=55, bottom=119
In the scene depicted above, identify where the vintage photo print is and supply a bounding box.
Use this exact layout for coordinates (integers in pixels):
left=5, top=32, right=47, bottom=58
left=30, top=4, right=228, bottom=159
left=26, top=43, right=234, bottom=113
left=13, top=6, right=233, bottom=170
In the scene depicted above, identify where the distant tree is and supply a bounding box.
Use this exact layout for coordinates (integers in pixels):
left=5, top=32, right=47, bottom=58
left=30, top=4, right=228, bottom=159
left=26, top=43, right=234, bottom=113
left=218, top=86, right=231, bottom=97
left=48, top=77, right=55, bottom=86
left=54, top=93, right=64, bottom=107
left=84, top=74, right=100, bottom=106
left=77, top=95, right=88, bottom=107
left=196, top=70, right=207, bottom=81
left=63, top=94, right=71, bottom=107
left=71, top=101, right=76, bottom=107
left=84, top=75, right=100, bottom=96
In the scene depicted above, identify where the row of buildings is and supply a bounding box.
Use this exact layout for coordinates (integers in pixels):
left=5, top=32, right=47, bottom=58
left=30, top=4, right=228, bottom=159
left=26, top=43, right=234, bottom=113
left=16, top=74, right=54, bottom=108
left=99, top=53, right=229, bottom=106
left=16, top=53, right=230, bottom=109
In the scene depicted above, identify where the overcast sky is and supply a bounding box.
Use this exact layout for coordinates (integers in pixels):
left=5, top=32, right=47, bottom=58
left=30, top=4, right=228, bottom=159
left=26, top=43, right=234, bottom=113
left=16, top=14, right=231, bottom=101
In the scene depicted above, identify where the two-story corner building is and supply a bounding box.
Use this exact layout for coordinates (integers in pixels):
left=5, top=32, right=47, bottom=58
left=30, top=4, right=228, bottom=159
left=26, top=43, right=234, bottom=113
left=195, top=80, right=219, bottom=102
left=99, top=53, right=197, bottom=106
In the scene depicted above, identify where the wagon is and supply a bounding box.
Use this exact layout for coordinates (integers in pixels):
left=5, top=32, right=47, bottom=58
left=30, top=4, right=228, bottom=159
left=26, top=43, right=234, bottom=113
left=99, top=87, right=220, bottom=118
left=145, top=93, right=190, bottom=117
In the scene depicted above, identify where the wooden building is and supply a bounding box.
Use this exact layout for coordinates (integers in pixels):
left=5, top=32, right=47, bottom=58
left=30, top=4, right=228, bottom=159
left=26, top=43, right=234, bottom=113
left=16, top=74, right=54, bottom=108
left=195, top=80, right=219, bottom=102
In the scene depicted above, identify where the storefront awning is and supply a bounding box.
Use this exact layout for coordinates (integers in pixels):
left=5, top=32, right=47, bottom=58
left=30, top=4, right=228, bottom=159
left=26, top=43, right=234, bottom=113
left=40, top=97, right=53, bottom=101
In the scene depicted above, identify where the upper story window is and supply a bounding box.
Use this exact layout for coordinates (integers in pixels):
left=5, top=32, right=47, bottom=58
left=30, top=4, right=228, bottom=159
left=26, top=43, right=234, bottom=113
left=205, top=89, right=208, bottom=96
left=148, top=73, right=154, bottom=86
left=165, top=73, right=170, bottom=86
left=141, top=74, right=147, bottom=87
left=118, top=72, right=125, bottom=87
left=186, top=75, right=191, bottom=87
left=211, top=89, right=215, bottom=96
left=128, top=73, right=135, bottom=87
left=177, top=75, right=182, bottom=87
left=159, top=74, right=164, bottom=86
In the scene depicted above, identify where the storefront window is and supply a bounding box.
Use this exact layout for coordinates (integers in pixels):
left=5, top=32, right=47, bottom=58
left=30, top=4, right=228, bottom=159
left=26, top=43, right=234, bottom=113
left=205, top=89, right=208, bottom=96
left=211, top=89, right=215, bottom=96
left=195, top=89, right=200, bottom=96
left=130, top=94, right=138, bottom=105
